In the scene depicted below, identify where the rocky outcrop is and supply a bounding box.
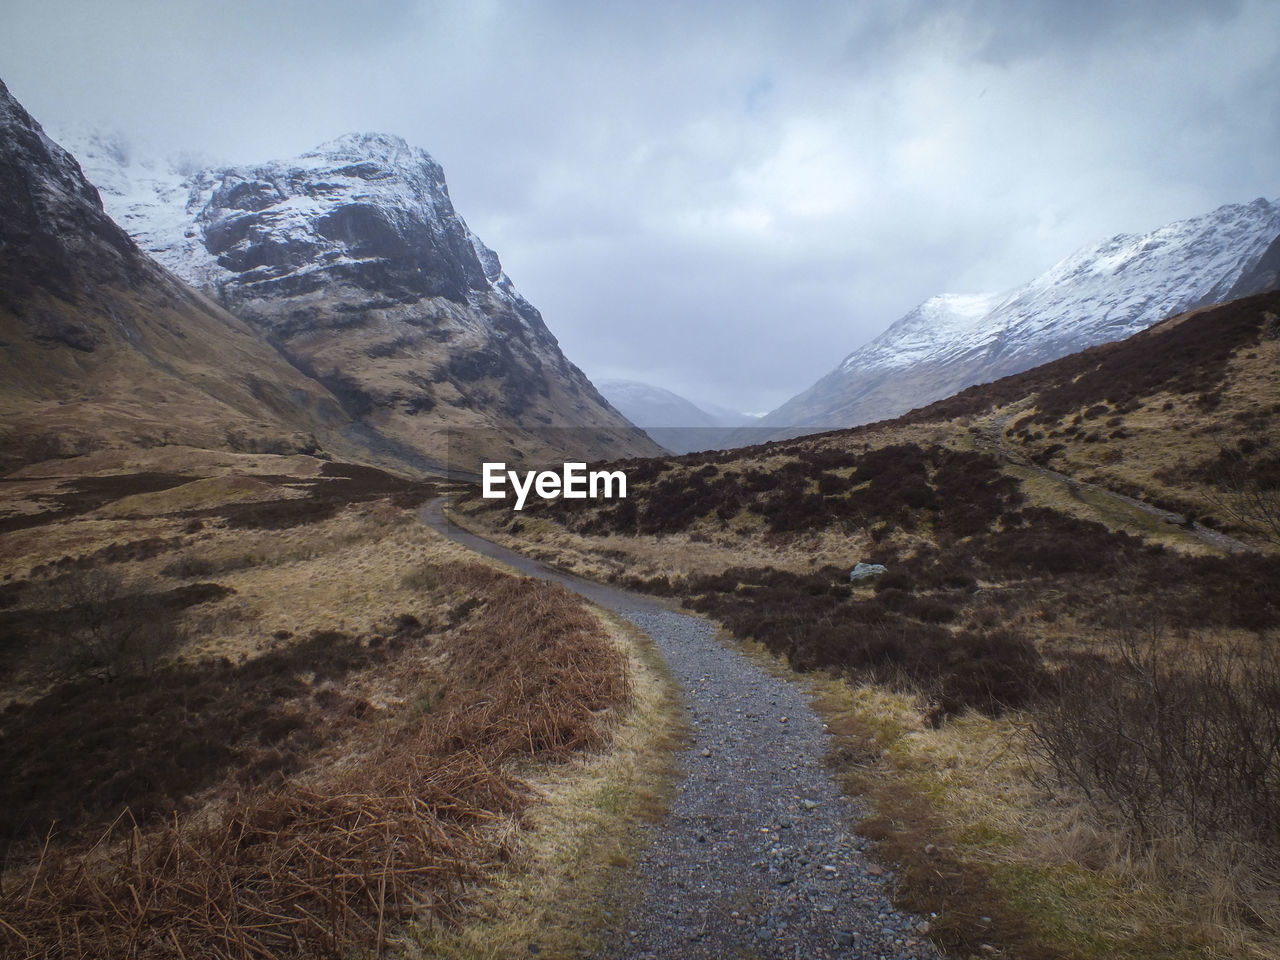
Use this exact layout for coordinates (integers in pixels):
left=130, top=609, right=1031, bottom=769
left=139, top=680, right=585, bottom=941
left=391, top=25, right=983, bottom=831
left=0, top=78, right=147, bottom=335
left=1228, top=233, right=1280, bottom=299
left=849, top=562, right=887, bottom=583
left=187, top=135, right=501, bottom=312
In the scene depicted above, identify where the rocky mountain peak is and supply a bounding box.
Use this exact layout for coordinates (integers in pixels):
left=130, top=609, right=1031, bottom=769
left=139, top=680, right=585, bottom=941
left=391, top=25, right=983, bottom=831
left=0, top=80, right=97, bottom=208
left=172, top=132, right=503, bottom=317
left=307, top=132, right=429, bottom=169
left=65, top=129, right=566, bottom=351
left=0, top=78, right=361, bottom=466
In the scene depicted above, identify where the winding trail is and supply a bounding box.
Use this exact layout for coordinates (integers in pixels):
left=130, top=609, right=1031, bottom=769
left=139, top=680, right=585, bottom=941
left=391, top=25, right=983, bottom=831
left=975, top=419, right=1249, bottom=553
left=423, top=501, right=938, bottom=959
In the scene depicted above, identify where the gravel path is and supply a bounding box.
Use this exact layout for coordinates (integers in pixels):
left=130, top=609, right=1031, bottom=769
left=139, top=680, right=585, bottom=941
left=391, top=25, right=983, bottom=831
left=423, top=502, right=939, bottom=959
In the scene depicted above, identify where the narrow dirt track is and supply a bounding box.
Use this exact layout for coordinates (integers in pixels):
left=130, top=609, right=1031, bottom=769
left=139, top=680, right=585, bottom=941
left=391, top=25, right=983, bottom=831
left=975, top=419, right=1249, bottom=553
left=422, top=501, right=939, bottom=959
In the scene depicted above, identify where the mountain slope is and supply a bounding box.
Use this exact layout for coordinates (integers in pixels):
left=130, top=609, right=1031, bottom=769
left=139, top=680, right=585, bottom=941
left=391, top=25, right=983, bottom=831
left=70, top=133, right=658, bottom=469
left=0, top=79, right=351, bottom=470
left=697, top=399, right=763, bottom=429
left=1228, top=232, right=1280, bottom=298
left=762, top=199, right=1280, bottom=434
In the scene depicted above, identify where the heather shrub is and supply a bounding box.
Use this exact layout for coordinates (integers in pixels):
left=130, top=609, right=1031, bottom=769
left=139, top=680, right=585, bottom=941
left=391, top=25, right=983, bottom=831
left=1029, top=620, right=1280, bottom=850
left=0, top=629, right=381, bottom=843
left=684, top=566, right=1042, bottom=715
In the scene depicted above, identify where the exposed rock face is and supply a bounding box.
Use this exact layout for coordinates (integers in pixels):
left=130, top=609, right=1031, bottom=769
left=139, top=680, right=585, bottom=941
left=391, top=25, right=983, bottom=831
left=0, top=79, right=353, bottom=468
left=0, top=78, right=146, bottom=343
left=760, top=199, right=1280, bottom=436
left=178, top=134, right=506, bottom=314
left=72, top=133, right=657, bottom=467
left=1228, top=233, right=1280, bottom=298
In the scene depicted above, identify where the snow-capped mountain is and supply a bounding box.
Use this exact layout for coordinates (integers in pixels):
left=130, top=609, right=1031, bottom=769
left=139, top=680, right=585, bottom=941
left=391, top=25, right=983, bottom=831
left=0, top=80, right=351, bottom=467
left=66, top=131, right=657, bottom=467
left=761, top=198, right=1280, bottom=433
left=78, top=132, right=527, bottom=322
left=597, top=379, right=761, bottom=453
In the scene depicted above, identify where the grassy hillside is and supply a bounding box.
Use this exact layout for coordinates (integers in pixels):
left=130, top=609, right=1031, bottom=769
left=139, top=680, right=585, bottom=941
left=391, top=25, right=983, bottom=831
left=0, top=451, right=678, bottom=957
left=456, top=291, right=1280, bottom=959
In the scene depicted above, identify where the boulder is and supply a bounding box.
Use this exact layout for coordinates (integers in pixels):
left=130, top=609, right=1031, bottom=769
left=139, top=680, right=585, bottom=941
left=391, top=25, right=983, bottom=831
left=849, top=562, right=887, bottom=583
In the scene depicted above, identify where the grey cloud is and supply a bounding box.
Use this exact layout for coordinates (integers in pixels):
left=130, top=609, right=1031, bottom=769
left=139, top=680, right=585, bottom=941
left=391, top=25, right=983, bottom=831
left=1, top=0, right=1276, bottom=413
left=962, top=0, right=1245, bottom=64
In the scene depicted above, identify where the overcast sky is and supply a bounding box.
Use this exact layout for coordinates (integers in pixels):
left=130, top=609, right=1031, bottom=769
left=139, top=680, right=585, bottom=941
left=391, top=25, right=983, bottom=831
left=2, top=0, right=1277, bottom=413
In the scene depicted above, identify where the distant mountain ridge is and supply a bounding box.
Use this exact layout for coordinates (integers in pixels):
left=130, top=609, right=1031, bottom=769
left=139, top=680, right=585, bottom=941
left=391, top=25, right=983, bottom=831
left=63, top=130, right=658, bottom=469
left=760, top=198, right=1280, bottom=434
left=596, top=379, right=760, bottom=454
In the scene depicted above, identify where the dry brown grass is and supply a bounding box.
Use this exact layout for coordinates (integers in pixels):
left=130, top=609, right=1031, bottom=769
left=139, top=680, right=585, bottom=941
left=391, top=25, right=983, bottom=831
left=809, top=674, right=1280, bottom=960
left=1005, top=463, right=1222, bottom=554
left=452, top=481, right=885, bottom=587
left=462, top=408, right=1280, bottom=957
left=1, top=561, right=632, bottom=958
left=0, top=455, right=448, bottom=696
left=0, top=280, right=360, bottom=474
left=406, top=612, right=686, bottom=959
left=985, top=329, right=1280, bottom=551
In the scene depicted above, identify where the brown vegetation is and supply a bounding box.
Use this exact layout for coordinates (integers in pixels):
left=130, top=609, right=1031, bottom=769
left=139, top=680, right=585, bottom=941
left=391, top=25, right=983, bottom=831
left=496, top=436, right=1278, bottom=720
left=0, top=449, right=642, bottom=958
left=0, top=562, right=629, bottom=958
left=1030, top=620, right=1280, bottom=855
